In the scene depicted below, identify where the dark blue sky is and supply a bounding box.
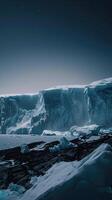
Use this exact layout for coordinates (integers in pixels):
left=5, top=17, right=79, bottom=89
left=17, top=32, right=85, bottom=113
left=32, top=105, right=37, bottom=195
left=0, top=0, right=112, bottom=94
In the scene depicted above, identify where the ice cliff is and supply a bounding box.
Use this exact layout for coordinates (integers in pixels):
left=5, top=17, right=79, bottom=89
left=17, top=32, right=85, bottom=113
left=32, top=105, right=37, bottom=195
left=0, top=78, right=112, bottom=134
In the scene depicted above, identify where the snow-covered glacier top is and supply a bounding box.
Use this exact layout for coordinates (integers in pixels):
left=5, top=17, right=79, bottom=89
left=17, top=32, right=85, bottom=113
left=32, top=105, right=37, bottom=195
left=0, top=77, right=112, bottom=134
left=89, top=77, right=112, bottom=88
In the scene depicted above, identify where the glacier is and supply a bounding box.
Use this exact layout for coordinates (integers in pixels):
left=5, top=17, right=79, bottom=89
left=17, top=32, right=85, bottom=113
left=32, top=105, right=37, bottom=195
left=0, top=77, right=112, bottom=134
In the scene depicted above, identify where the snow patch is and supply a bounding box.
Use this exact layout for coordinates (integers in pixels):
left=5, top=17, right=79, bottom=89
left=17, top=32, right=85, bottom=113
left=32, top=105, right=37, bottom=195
left=70, top=124, right=101, bottom=138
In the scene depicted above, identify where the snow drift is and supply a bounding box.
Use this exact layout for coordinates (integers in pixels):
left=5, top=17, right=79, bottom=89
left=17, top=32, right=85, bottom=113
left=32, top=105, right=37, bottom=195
left=0, top=78, right=112, bottom=134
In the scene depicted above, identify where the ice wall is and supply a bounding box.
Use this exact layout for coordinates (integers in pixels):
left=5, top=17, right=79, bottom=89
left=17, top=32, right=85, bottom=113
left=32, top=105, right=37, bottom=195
left=0, top=78, right=112, bottom=134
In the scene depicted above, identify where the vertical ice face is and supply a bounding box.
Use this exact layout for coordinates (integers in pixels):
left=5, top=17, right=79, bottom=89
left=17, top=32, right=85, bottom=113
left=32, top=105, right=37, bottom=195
left=43, top=87, right=89, bottom=131
left=84, top=87, right=91, bottom=124
left=30, top=92, right=47, bottom=134
left=0, top=94, right=40, bottom=134
left=87, top=84, right=112, bottom=126
left=0, top=78, right=112, bottom=134
left=0, top=97, right=6, bottom=133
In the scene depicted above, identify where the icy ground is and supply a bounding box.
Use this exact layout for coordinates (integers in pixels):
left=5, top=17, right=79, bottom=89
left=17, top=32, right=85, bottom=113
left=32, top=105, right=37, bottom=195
left=1, top=143, right=112, bottom=200
left=0, top=135, right=55, bottom=150
left=0, top=134, right=76, bottom=150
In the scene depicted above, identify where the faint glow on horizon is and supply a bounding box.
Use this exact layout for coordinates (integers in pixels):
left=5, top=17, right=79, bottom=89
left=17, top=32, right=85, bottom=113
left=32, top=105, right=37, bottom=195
left=0, top=51, right=111, bottom=95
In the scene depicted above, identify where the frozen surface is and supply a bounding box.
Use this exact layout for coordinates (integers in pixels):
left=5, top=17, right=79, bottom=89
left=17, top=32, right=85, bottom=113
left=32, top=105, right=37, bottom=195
left=0, top=184, right=25, bottom=200
left=42, top=130, right=70, bottom=136
left=70, top=124, right=101, bottom=137
left=0, top=134, right=62, bottom=150
left=17, top=143, right=112, bottom=200
left=1, top=143, right=112, bottom=200
left=49, top=137, right=74, bottom=152
left=1, top=78, right=112, bottom=134
left=8, top=183, right=25, bottom=195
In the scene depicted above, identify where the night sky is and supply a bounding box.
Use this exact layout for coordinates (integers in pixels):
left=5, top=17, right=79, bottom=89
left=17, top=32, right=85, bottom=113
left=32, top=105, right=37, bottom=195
left=0, top=0, right=112, bottom=94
